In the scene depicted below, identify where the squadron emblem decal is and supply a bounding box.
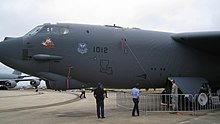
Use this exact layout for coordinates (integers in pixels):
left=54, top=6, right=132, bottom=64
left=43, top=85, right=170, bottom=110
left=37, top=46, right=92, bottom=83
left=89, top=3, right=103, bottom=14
left=77, top=43, right=88, bottom=54
left=42, top=37, right=55, bottom=49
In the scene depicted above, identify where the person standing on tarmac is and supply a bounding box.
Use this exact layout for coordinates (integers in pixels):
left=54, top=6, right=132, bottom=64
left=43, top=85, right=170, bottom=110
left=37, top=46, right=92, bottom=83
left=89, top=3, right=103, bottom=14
left=80, top=88, right=86, bottom=99
left=131, top=83, right=140, bottom=116
left=171, top=80, right=178, bottom=112
left=104, top=89, right=108, bottom=98
left=94, top=83, right=105, bottom=119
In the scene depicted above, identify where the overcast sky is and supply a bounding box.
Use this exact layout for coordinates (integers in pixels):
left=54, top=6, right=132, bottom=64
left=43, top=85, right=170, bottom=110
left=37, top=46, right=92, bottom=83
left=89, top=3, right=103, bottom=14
left=0, top=0, right=220, bottom=71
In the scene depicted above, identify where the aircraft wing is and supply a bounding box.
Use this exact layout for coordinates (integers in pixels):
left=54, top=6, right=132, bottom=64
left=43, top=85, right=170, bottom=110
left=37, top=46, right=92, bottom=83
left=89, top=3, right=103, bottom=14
left=0, top=78, right=41, bottom=88
left=0, top=78, right=37, bottom=82
left=171, top=31, right=220, bottom=55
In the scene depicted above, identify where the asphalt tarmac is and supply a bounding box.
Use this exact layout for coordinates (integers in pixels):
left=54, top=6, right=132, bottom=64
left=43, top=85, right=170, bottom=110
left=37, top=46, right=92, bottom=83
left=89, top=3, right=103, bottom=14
left=0, top=90, right=219, bottom=124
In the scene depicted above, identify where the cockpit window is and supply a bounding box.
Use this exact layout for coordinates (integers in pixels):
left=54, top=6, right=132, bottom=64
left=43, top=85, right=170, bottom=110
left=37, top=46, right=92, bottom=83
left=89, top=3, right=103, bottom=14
left=25, top=25, right=43, bottom=36
left=38, top=25, right=69, bottom=35
left=60, top=28, right=69, bottom=34
left=25, top=25, right=69, bottom=36
left=39, top=26, right=60, bottom=34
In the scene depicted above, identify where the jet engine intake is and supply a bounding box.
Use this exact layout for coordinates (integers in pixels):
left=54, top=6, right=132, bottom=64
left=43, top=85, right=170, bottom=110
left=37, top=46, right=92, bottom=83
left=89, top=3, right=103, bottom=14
left=5, top=80, right=17, bottom=88
left=30, top=79, right=40, bottom=87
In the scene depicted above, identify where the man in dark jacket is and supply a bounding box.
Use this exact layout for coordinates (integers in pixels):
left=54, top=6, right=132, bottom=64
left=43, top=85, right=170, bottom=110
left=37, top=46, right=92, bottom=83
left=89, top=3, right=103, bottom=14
left=94, top=82, right=105, bottom=119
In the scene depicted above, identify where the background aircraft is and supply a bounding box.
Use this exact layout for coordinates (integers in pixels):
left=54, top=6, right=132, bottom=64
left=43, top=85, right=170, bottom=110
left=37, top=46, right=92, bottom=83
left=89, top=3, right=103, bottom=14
left=0, top=70, right=41, bottom=90
left=0, top=23, right=219, bottom=97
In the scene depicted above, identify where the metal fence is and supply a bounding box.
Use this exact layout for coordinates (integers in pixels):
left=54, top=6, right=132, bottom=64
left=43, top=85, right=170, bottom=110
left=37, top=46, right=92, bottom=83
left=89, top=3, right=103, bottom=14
left=116, top=92, right=220, bottom=115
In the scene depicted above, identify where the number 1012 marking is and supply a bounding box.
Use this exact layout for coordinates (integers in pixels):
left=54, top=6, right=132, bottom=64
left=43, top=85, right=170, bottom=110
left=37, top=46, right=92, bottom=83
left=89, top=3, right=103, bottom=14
left=93, top=46, right=108, bottom=53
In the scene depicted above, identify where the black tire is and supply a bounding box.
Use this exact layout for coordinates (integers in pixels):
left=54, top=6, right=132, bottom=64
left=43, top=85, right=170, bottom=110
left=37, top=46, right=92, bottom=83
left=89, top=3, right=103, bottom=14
left=0, top=86, right=8, bottom=90
left=197, top=93, right=208, bottom=106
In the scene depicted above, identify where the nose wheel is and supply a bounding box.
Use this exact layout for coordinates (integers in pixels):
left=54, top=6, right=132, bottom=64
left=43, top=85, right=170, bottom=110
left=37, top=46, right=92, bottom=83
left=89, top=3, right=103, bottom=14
left=198, top=93, right=208, bottom=106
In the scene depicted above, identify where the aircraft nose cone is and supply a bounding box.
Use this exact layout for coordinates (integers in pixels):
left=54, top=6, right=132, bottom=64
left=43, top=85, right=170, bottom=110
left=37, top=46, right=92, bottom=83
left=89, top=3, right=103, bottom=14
left=0, top=37, right=23, bottom=64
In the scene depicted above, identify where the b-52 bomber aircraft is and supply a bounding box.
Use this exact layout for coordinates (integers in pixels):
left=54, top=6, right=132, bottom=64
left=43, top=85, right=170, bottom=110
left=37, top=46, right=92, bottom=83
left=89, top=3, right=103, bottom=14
left=0, top=23, right=220, bottom=97
left=0, top=70, right=41, bottom=90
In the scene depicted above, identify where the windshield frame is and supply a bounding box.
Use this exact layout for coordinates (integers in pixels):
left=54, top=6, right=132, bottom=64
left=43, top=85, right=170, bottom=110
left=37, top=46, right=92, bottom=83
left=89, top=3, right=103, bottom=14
left=25, top=24, right=70, bottom=36
left=25, top=25, right=44, bottom=36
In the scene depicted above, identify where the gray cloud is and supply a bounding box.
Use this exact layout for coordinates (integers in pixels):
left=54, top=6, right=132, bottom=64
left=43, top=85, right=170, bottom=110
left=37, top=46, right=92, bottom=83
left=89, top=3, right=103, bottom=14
left=0, top=0, right=220, bottom=72
left=0, top=0, right=220, bottom=39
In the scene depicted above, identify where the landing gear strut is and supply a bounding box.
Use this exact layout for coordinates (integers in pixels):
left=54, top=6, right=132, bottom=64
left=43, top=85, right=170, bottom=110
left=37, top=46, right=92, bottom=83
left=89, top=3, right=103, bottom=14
left=35, top=86, right=38, bottom=92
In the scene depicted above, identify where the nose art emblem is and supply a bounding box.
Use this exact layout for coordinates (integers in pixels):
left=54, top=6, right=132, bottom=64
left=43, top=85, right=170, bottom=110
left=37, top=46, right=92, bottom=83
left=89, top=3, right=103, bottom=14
left=42, top=37, right=55, bottom=49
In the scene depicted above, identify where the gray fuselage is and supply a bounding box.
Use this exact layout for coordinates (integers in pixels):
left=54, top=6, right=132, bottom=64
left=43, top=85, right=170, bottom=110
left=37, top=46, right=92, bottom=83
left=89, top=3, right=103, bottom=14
left=0, top=23, right=219, bottom=89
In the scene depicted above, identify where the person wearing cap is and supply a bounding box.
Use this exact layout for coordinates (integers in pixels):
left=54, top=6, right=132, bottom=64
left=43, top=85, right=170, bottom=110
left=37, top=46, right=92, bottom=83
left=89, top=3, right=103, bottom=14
left=94, top=82, right=105, bottom=119
left=131, top=83, right=140, bottom=116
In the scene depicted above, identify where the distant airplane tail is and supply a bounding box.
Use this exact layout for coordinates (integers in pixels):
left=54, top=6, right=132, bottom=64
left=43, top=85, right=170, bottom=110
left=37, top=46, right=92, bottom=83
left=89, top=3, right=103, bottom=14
left=12, top=70, right=22, bottom=75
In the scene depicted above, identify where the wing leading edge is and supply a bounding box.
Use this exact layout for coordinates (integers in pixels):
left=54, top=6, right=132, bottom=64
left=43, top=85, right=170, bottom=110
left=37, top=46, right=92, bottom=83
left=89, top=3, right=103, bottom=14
left=171, top=31, right=220, bottom=55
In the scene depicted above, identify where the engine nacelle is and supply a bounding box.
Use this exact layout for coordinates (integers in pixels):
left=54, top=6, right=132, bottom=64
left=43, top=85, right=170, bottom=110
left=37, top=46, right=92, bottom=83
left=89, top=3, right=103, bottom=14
left=30, top=79, right=40, bottom=87
left=5, top=80, right=17, bottom=88
left=38, top=72, right=88, bottom=90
